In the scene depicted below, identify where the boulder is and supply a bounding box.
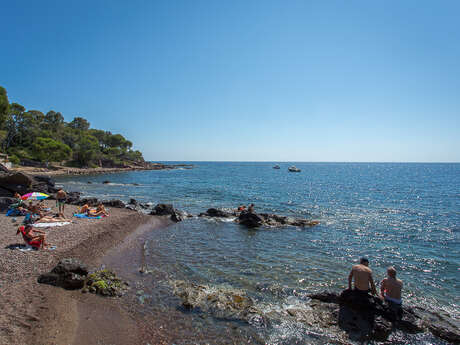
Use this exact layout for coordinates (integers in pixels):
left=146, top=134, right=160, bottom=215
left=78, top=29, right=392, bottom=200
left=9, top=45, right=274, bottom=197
left=238, top=211, right=264, bottom=228
left=32, top=175, right=55, bottom=187
left=73, top=197, right=98, bottom=206
left=0, top=197, right=16, bottom=211
left=102, top=199, right=126, bottom=208
left=102, top=180, right=110, bottom=184
left=150, top=203, right=175, bottom=216
left=83, top=269, right=129, bottom=297
left=0, top=172, right=34, bottom=194
left=170, top=212, right=183, bottom=222
left=38, top=258, right=88, bottom=290
left=65, top=191, right=81, bottom=204
left=200, top=208, right=234, bottom=218
left=128, top=198, right=138, bottom=206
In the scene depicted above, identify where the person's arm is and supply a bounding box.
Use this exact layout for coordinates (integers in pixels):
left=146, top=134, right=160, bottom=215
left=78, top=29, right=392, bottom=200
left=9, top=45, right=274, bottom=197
left=348, top=269, right=354, bottom=290
left=369, top=273, right=377, bottom=295
left=380, top=278, right=386, bottom=298
left=33, top=229, right=46, bottom=234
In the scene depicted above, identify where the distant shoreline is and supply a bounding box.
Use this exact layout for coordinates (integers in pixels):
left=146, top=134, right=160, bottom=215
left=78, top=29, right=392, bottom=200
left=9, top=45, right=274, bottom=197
left=10, top=163, right=193, bottom=176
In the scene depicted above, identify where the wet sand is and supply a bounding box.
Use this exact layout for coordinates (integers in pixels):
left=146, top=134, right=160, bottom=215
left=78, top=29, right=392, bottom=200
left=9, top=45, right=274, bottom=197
left=0, top=200, right=171, bottom=345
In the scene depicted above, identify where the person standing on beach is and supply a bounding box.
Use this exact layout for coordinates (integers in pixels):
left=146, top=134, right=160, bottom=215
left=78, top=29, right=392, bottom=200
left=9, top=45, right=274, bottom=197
left=348, top=257, right=377, bottom=295
left=380, top=266, right=403, bottom=305
left=56, top=189, right=67, bottom=214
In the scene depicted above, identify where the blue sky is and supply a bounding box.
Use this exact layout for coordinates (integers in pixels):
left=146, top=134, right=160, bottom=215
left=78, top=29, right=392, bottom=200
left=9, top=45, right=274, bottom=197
left=1, top=0, right=459, bottom=162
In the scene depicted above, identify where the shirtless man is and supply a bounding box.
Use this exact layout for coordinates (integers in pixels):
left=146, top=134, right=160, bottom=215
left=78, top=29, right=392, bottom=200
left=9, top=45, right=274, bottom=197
left=348, top=257, right=377, bottom=295
left=380, top=266, right=403, bottom=305
left=56, top=189, right=67, bottom=214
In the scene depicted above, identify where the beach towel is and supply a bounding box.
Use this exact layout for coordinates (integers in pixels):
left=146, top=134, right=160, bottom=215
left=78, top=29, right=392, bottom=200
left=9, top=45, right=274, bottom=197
left=73, top=213, right=102, bottom=219
left=6, top=208, right=23, bottom=217
left=34, top=222, right=71, bottom=227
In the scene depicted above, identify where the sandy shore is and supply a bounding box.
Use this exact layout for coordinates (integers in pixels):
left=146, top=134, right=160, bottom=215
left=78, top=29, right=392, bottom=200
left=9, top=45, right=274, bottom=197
left=0, top=200, right=171, bottom=345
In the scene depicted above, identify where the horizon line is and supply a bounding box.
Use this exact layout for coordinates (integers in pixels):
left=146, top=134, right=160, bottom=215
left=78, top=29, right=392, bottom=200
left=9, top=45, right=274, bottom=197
left=149, top=160, right=460, bottom=164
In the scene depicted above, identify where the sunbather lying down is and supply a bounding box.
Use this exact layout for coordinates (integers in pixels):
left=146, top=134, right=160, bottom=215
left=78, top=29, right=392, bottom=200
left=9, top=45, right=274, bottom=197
left=17, top=224, right=50, bottom=249
left=36, top=213, right=71, bottom=223
left=80, top=203, right=109, bottom=217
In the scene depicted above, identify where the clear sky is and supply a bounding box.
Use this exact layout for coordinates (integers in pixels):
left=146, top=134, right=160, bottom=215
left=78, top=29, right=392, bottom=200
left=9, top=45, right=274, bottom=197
left=1, top=0, right=459, bottom=162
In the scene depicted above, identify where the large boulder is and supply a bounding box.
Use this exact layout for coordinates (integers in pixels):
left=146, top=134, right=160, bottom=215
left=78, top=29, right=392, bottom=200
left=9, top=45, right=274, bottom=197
left=0, top=172, right=34, bottom=194
left=150, top=203, right=175, bottom=216
left=199, top=208, right=234, bottom=218
left=38, top=258, right=88, bottom=290
left=238, top=211, right=264, bottom=228
left=102, top=199, right=126, bottom=208
left=0, top=197, right=16, bottom=211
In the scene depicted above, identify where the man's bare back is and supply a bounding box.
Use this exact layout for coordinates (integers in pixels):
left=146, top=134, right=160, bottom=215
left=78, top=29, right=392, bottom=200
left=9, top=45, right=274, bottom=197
left=348, top=258, right=377, bottom=295
left=380, top=267, right=403, bottom=303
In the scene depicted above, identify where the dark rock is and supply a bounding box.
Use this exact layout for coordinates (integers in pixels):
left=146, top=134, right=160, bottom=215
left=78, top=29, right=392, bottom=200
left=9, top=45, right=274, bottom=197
left=309, top=291, right=340, bottom=304
left=0, top=197, right=16, bottom=211
left=150, top=203, right=175, bottom=216
left=65, top=191, right=81, bottom=204
left=85, top=269, right=129, bottom=297
left=0, top=172, right=34, bottom=194
left=200, top=208, right=234, bottom=218
left=238, top=211, right=264, bottom=228
left=128, top=198, right=138, bottom=205
left=372, top=316, right=392, bottom=341
left=170, top=212, right=183, bottom=222
left=87, top=181, right=92, bottom=184
left=38, top=258, right=88, bottom=290
left=102, top=199, right=125, bottom=208
left=32, top=175, right=55, bottom=187
left=73, top=197, right=98, bottom=206
left=0, top=163, right=9, bottom=173
left=102, top=180, right=110, bottom=184
left=51, top=258, right=89, bottom=276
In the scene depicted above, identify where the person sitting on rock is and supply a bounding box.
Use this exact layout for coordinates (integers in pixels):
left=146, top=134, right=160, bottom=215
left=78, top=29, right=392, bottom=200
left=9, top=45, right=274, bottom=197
left=248, top=203, right=255, bottom=213
left=17, top=224, right=49, bottom=249
left=380, top=266, right=403, bottom=305
left=348, top=257, right=377, bottom=295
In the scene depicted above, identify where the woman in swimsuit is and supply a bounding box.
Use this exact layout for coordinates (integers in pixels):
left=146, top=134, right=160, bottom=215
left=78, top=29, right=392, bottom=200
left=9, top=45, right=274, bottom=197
left=17, top=225, right=49, bottom=249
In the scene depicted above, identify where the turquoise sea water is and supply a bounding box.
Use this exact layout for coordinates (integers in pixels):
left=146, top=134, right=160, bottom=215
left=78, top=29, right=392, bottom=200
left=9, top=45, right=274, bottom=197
left=56, top=162, right=459, bottom=344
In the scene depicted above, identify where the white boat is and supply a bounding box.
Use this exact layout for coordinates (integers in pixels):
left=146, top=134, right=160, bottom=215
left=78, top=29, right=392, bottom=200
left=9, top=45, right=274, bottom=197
left=273, top=165, right=280, bottom=169
left=288, top=166, right=301, bottom=172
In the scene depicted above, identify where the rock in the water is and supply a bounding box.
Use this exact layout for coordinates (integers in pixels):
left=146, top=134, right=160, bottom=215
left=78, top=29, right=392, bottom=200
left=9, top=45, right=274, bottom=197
left=200, top=208, right=234, bottom=218
left=102, top=180, right=110, bottom=184
left=38, top=258, right=88, bottom=290
left=308, top=291, right=340, bottom=304
left=128, top=198, right=138, bottom=205
left=170, top=212, right=183, bottom=222
left=150, top=203, right=175, bottom=216
left=102, top=199, right=125, bottom=208
left=238, top=211, right=264, bottom=228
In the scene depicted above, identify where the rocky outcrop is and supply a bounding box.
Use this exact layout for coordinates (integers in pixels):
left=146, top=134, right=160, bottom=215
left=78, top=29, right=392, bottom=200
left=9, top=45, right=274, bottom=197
left=0, top=197, right=16, bottom=211
left=0, top=171, right=59, bottom=197
left=102, top=199, right=126, bottom=208
left=238, top=212, right=265, bottom=228
left=237, top=211, right=319, bottom=228
left=199, top=208, right=235, bottom=218
left=38, top=258, right=89, bottom=290
left=306, top=289, right=460, bottom=344
left=150, top=203, right=183, bottom=222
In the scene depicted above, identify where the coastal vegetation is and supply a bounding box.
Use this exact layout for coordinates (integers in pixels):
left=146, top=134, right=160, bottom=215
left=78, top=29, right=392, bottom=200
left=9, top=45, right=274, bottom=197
left=0, top=86, right=144, bottom=168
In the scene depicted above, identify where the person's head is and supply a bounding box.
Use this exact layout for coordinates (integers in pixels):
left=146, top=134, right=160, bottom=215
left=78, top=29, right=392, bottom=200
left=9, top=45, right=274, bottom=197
left=17, top=224, right=33, bottom=234
left=387, top=266, right=397, bottom=278
left=360, top=257, right=369, bottom=266
left=14, top=192, right=21, bottom=199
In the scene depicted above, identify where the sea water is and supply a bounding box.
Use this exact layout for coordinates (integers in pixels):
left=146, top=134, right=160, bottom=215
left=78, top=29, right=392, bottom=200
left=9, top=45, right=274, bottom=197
left=56, top=162, right=459, bottom=344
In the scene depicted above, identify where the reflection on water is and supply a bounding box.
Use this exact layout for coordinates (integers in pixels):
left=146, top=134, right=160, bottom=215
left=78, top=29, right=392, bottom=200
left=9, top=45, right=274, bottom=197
left=57, top=162, right=459, bottom=344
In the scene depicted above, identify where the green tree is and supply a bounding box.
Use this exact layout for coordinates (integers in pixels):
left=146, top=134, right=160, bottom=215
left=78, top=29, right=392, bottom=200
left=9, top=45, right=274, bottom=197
left=43, top=111, right=64, bottom=138
left=32, top=137, right=72, bottom=164
left=0, top=86, right=9, bottom=130
left=73, top=134, right=99, bottom=166
left=68, top=116, right=90, bottom=131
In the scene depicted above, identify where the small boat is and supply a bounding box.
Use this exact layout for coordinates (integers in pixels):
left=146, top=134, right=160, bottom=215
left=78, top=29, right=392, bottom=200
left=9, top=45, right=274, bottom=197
left=273, top=165, right=280, bottom=169
left=288, top=166, right=301, bottom=172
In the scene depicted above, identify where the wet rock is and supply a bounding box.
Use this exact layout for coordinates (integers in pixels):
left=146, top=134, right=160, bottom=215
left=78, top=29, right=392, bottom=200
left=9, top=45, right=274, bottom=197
left=65, top=191, right=81, bottom=204
left=102, top=199, right=126, bottom=208
left=87, top=181, right=92, bottom=184
left=73, top=197, right=98, bottom=206
left=170, top=211, right=183, bottom=222
left=372, top=316, right=392, bottom=341
left=38, top=258, right=88, bottom=290
left=199, top=208, right=234, bottom=218
left=102, top=180, right=110, bottom=184
left=150, top=203, right=175, bottom=216
left=129, top=198, right=138, bottom=205
left=85, top=269, right=129, bottom=297
left=238, top=211, right=264, bottom=228
left=308, top=291, right=340, bottom=304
